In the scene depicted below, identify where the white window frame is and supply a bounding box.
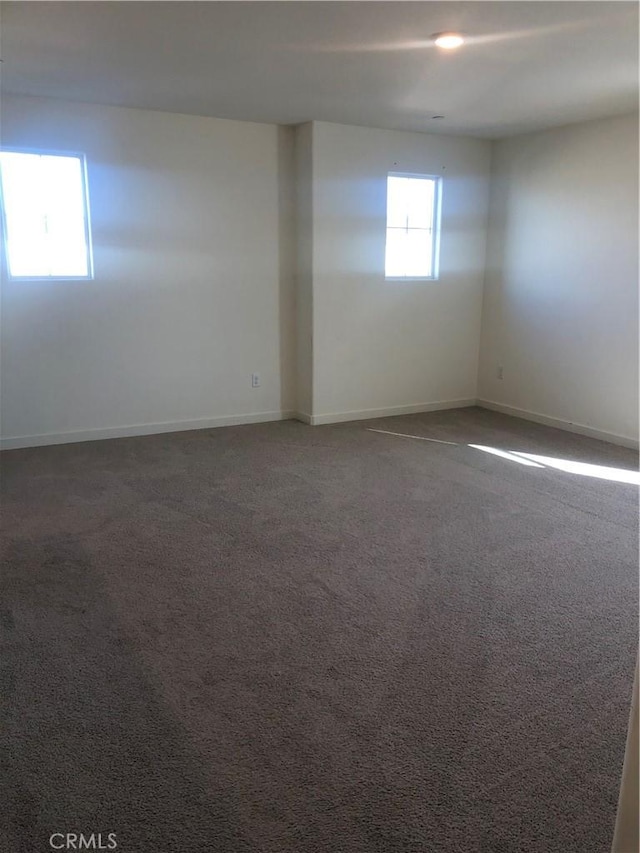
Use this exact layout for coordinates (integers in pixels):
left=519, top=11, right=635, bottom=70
left=0, top=147, right=94, bottom=281
left=385, top=171, right=442, bottom=282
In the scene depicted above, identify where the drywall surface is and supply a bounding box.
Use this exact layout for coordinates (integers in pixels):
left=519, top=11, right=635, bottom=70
left=309, top=121, right=491, bottom=420
left=293, top=123, right=314, bottom=420
left=478, top=114, right=639, bottom=443
left=276, top=125, right=297, bottom=414
left=1, top=95, right=293, bottom=446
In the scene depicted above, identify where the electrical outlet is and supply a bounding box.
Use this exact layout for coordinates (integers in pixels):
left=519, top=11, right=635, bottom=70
left=251, top=373, right=261, bottom=388
left=497, top=365, right=504, bottom=380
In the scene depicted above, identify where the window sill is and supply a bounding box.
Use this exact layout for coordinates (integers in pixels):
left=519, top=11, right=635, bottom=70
left=385, top=276, right=440, bottom=282
left=6, top=275, right=95, bottom=282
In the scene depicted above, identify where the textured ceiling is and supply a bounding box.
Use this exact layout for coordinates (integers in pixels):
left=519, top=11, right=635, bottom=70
left=1, top=1, right=638, bottom=138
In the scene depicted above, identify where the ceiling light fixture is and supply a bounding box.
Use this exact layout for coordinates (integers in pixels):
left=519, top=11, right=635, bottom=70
left=433, top=32, right=465, bottom=50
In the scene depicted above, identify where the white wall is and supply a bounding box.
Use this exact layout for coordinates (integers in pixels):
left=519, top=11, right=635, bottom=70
left=0, top=95, right=295, bottom=448
left=293, top=123, right=314, bottom=420
left=478, top=113, right=639, bottom=444
left=308, top=121, right=491, bottom=423
left=276, top=125, right=297, bottom=418
left=2, top=98, right=636, bottom=447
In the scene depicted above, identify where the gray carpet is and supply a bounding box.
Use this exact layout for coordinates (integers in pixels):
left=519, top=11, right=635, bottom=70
left=1, top=407, right=638, bottom=852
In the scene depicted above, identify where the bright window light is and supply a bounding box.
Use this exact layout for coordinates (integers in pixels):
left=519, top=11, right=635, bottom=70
left=0, top=150, right=93, bottom=279
left=385, top=174, right=441, bottom=279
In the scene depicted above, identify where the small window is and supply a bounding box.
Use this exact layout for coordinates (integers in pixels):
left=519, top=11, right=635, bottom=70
left=0, top=150, right=93, bottom=280
left=385, top=173, right=441, bottom=279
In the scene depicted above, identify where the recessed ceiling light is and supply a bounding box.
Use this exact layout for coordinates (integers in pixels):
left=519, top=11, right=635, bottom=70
left=433, top=32, right=465, bottom=50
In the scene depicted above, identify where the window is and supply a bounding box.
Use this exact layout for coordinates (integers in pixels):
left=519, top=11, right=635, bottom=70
left=0, top=150, right=93, bottom=279
left=385, top=173, right=441, bottom=279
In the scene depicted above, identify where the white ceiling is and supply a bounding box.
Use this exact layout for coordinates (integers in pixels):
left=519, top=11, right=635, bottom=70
left=1, top=1, right=638, bottom=138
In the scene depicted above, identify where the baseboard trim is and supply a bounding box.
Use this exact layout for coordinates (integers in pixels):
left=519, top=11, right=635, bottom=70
left=0, top=410, right=297, bottom=451
left=477, top=399, right=639, bottom=450
left=6, top=400, right=634, bottom=450
left=308, top=398, right=477, bottom=427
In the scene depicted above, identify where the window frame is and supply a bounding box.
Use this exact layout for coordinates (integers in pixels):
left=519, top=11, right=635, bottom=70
left=384, top=171, right=442, bottom=282
left=0, top=146, right=95, bottom=282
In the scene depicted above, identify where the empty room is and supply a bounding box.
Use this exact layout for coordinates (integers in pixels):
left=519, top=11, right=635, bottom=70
left=1, top=2, right=638, bottom=851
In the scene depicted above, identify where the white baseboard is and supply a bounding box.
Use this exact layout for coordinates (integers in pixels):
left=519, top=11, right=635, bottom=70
left=6, top=399, right=635, bottom=451
left=307, top=398, right=477, bottom=427
left=477, top=399, right=639, bottom=450
left=0, top=410, right=296, bottom=451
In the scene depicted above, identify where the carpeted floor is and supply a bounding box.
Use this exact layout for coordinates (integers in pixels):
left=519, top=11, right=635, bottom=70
left=1, top=406, right=638, bottom=853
